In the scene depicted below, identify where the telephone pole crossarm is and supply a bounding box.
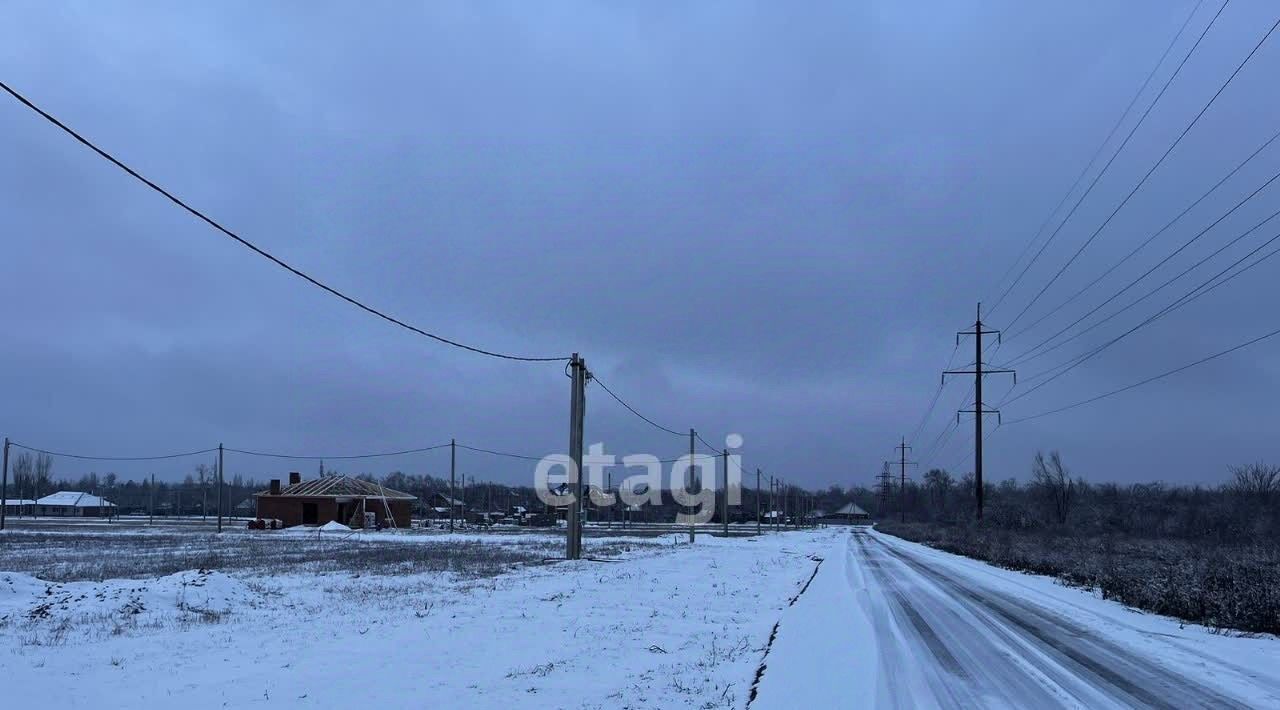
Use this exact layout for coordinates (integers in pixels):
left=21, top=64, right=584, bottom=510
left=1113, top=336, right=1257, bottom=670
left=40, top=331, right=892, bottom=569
left=944, top=367, right=1015, bottom=382
left=958, top=408, right=1003, bottom=425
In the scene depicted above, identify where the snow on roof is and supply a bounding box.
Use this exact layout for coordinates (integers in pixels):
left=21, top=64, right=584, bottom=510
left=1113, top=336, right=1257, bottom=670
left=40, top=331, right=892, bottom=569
left=257, top=475, right=415, bottom=500
left=1, top=498, right=36, bottom=505
left=830, top=502, right=869, bottom=516
left=34, top=491, right=116, bottom=507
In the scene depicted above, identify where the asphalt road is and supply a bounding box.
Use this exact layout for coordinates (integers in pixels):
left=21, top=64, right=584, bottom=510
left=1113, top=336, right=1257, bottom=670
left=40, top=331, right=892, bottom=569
left=847, top=528, right=1275, bottom=709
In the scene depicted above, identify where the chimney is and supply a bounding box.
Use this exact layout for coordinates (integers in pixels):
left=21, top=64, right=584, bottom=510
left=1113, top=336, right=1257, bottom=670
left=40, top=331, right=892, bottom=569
left=270, top=479, right=280, bottom=495
left=289, top=471, right=301, bottom=485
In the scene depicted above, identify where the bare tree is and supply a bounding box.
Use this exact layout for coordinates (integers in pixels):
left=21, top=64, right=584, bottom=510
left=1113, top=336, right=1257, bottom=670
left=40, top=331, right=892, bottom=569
left=923, top=468, right=953, bottom=513
left=1032, top=450, right=1075, bottom=525
left=11, top=452, right=34, bottom=508
left=195, top=463, right=212, bottom=521
left=34, top=453, right=53, bottom=502
left=1228, top=462, right=1280, bottom=499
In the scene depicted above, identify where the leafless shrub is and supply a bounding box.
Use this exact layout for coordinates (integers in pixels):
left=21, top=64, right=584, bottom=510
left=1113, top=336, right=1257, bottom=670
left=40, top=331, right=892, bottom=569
left=1031, top=450, right=1079, bottom=525
left=1228, top=462, right=1280, bottom=499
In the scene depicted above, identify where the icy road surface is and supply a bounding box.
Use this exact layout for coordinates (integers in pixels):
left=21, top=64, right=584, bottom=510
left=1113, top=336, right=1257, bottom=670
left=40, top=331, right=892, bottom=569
left=753, top=528, right=1280, bottom=709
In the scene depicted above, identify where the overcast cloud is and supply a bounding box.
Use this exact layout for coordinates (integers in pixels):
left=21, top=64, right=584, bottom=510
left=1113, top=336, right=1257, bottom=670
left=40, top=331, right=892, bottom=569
left=2, top=1, right=1278, bottom=488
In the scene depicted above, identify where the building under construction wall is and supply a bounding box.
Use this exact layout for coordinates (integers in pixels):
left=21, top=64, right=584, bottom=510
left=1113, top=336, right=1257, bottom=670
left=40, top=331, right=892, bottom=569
left=254, top=473, right=415, bottom=528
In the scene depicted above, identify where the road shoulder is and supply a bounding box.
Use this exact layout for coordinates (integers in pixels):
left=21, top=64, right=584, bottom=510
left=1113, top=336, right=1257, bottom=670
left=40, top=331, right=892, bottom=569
left=750, top=529, right=880, bottom=709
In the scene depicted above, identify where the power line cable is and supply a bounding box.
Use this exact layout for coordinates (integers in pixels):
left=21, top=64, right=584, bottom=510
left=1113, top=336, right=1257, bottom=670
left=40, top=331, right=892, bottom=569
left=455, top=444, right=548, bottom=462
left=0, top=80, right=568, bottom=364
left=225, top=443, right=451, bottom=460
left=1004, top=169, right=1280, bottom=367
left=1006, top=206, right=1280, bottom=374
left=941, top=427, right=977, bottom=473
left=1006, top=324, right=1280, bottom=424
left=945, top=423, right=1001, bottom=473
left=907, top=341, right=961, bottom=446
left=589, top=372, right=686, bottom=437
left=1005, top=2, right=1270, bottom=332
left=1004, top=220, right=1280, bottom=406
left=8, top=443, right=217, bottom=461
left=919, top=379, right=974, bottom=467
left=1006, top=125, right=1280, bottom=347
left=989, top=0, right=1230, bottom=320
left=987, top=0, right=1207, bottom=316
left=1011, top=207, right=1280, bottom=386
left=695, top=432, right=721, bottom=454
left=920, top=419, right=959, bottom=469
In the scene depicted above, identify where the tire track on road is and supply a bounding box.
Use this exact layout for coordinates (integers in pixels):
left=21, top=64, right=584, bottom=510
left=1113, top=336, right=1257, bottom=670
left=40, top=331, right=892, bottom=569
left=868, top=532, right=1248, bottom=709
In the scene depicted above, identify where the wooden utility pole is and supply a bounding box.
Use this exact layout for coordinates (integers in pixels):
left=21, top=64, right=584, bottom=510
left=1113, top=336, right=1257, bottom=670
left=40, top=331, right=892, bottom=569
left=768, top=481, right=778, bottom=529
left=755, top=468, right=761, bottom=535
left=721, top=449, right=729, bottom=537
left=944, top=303, right=1015, bottom=521
left=449, top=438, right=456, bottom=533
left=217, top=443, right=224, bottom=533
left=149, top=473, right=155, bottom=525
left=0, top=437, right=8, bottom=531
left=687, top=429, right=696, bottom=544
left=566, top=354, right=587, bottom=559
left=768, top=476, right=774, bottom=532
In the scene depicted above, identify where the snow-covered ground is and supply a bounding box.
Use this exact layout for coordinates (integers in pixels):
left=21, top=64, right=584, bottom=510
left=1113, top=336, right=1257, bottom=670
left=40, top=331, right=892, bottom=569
left=753, top=527, right=1280, bottom=709
left=10, top=524, right=1275, bottom=708
left=0, top=528, right=826, bottom=709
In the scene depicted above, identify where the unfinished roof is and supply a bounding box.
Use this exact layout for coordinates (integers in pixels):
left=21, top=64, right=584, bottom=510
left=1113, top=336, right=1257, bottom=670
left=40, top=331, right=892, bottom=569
left=35, top=491, right=116, bottom=507
left=831, top=502, right=869, bottom=516
left=430, top=493, right=464, bottom=506
left=257, top=475, right=415, bottom=500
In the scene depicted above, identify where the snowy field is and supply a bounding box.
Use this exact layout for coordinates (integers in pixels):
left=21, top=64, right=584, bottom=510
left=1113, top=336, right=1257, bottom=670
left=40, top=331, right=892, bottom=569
left=10, top=524, right=1273, bottom=709
left=0, top=525, right=827, bottom=709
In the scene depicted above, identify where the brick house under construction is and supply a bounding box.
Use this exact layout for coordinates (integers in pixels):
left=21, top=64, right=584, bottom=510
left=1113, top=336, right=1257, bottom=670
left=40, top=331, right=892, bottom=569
left=254, top=473, right=415, bottom=528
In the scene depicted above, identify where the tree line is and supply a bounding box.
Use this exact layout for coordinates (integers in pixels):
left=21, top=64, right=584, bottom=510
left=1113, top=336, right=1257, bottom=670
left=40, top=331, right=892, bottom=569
left=872, top=452, right=1279, bottom=543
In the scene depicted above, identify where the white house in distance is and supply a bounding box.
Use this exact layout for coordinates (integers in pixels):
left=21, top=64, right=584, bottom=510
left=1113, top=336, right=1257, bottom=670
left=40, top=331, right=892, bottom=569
left=2, top=498, right=36, bottom=516
left=34, top=491, right=117, bottom=517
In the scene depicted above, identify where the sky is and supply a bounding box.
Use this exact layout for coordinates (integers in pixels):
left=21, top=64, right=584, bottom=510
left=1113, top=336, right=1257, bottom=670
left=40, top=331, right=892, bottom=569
left=2, top=1, right=1279, bottom=490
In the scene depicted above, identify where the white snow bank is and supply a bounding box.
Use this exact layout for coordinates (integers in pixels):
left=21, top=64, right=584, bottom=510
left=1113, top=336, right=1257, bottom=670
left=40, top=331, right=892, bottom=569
left=0, top=569, right=254, bottom=628
left=751, top=531, right=879, bottom=709
left=318, top=521, right=351, bottom=532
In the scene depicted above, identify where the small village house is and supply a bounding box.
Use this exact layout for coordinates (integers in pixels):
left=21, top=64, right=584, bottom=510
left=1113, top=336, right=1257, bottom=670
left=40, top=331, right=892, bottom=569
left=2, top=498, right=36, bottom=516
left=425, top=493, right=466, bottom=520
left=818, top=502, right=871, bottom=525
left=34, top=491, right=117, bottom=517
left=254, top=473, right=415, bottom=528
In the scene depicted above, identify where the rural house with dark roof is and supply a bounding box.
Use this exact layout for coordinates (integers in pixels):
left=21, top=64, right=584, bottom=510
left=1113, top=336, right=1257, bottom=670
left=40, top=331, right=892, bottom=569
left=254, top=472, right=415, bottom=528
left=818, top=502, right=871, bottom=524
